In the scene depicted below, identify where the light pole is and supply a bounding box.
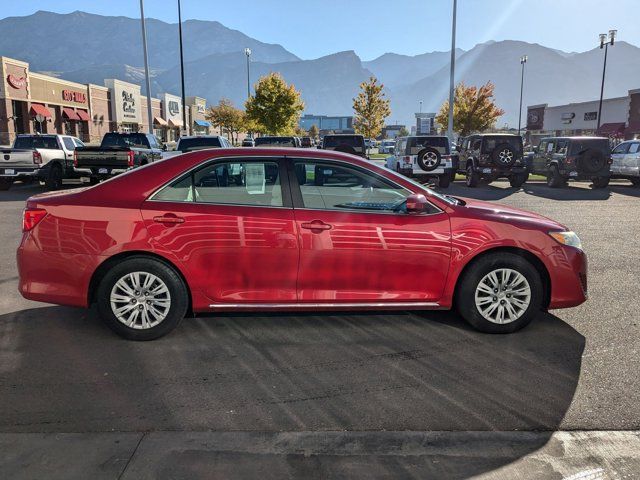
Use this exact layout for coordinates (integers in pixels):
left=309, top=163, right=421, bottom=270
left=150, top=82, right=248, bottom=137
left=517, top=55, right=527, bottom=136
left=139, top=0, right=154, bottom=134
left=419, top=100, right=423, bottom=114
left=446, top=0, right=457, bottom=142
left=597, top=29, right=616, bottom=131
left=177, top=0, right=188, bottom=135
left=244, top=48, right=252, bottom=99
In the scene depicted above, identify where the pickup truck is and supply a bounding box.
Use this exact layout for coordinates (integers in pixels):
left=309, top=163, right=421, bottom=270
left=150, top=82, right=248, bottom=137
left=161, top=135, right=231, bottom=159
left=0, top=134, right=84, bottom=190
left=74, top=132, right=163, bottom=181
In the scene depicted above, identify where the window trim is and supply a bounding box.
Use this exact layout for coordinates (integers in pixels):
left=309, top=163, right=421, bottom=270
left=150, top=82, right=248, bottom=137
left=147, top=155, right=293, bottom=209
left=285, top=156, right=442, bottom=216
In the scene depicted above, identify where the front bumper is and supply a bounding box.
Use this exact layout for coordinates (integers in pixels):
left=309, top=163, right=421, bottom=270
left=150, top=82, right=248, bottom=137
left=547, top=245, right=588, bottom=309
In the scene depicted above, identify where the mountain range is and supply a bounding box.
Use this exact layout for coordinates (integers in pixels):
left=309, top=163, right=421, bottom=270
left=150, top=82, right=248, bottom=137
left=2, top=10, right=640, bottom=127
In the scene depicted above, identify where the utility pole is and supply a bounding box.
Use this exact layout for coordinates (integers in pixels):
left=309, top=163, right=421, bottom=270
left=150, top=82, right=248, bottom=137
left=177, top=0, right=188, bottom=135
left=139, top=0, right=153, bottom=134
left=447, top=0, right=457, bottom=142
left=597, top=29, right=616, bottom=131
left=244, top=48, right=252, bottom=99
left=517, top=55, right=528, bottom=135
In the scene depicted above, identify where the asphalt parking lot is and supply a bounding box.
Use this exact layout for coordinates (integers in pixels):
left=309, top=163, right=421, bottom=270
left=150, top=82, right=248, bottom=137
left=1, top=180, right=639, bottom=479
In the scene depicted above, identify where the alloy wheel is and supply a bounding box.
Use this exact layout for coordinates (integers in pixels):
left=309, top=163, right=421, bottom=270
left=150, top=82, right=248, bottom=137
left=474, top=268, right=531, bottom=324
left=110, top=271, right=171, bottom=329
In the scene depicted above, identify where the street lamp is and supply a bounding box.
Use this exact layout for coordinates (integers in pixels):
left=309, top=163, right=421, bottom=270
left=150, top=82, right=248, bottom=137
left=419, top=100, right=423, bottom=114
left=446, top=0, right=457, bottom=142
left=596, top=29, right=616, bottom=131
left=517, top=55, right=528, bottom=136
left=244, top=48, right=252, bottom=99
left=177, top=0, right=187, bottom=135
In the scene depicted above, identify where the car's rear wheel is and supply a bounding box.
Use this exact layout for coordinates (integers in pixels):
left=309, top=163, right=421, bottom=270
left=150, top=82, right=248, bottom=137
left=591, top=176, right=610, bottom=189
left=436, top=174, right=451, bottom=188
left=45, top=163, right=63, bottom=191
left=457, top=252, right=543, bottom=333
left=546, top=165, right=565, bottom=188
left=509, top=172, right=529, bottom=188
left=97, top=257, right=189, bottom=340
left=0, top=179, right=11, bottom=191
left=466, top=165, right=479, bottom=187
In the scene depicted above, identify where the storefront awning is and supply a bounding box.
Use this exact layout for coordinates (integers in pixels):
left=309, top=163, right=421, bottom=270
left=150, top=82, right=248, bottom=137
left=62, top=107, right=81, bottom=121
left=29, top=103, right=52, bottom=118
left=168, top=119, right=182, bottom=128
left=154, top=116, right=168, bottom=126
left=597, top=122, right=626, bottom=136
left=76, top=109, right=90, bottom=121
left=194, top=119, right=211, bottom=127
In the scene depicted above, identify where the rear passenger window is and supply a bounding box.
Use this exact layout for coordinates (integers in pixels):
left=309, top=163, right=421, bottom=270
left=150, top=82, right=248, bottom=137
left=612, top=143, right=630, bottom=154
left=152, top=160, right=283, bottom=207
left=62, top=137, right=76, bottom=150
left=629, top=143, right=640, bottom=154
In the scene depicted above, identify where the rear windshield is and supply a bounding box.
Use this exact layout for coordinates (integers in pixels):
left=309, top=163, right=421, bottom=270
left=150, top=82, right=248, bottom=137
left=101, top=133, right=150, bottom=148
left=482, top=136, right=523, bottom=153
left=406, top=137, right=450, bottom=155
left=255, top=137, right=296, bottom=147
left=14, top=136, right=59, bottom=149
left=178, top=137, right=222, bottom=152
left=322, top=136, right=365, bottom=150
left=569, top=139, right=610, bottom=155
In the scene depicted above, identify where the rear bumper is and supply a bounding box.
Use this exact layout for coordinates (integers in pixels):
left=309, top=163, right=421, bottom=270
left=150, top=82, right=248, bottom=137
left=547, top=246, right=588, bottom=309
left=0, top=166, right=40, bottom=178
left=74, top=167, right=129, bottom=178
left=472, top=165, right=527, bottom=175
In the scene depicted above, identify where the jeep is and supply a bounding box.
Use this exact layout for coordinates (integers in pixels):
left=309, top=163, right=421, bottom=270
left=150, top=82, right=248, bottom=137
left=385, top=135, right=456, bottom=188
left=458, top=134, right=528, bottom=188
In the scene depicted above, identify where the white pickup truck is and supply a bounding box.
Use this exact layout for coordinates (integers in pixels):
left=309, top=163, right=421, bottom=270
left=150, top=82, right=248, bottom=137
left=0, top=134, right=84, bottom=190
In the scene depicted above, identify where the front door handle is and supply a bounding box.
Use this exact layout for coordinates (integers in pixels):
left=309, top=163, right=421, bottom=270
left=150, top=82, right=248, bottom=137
left=153, top=214, right=185, bottom=225
left=301, top=220, right=332, bottom=232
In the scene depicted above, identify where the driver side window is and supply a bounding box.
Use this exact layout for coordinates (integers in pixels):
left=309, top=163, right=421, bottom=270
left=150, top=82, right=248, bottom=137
left=294, top=161, right=414, bottom=213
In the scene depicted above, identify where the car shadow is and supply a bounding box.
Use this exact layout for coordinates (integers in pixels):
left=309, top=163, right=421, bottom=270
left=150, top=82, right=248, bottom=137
left=609, top=183, right=640, bottom=198
left=0, top=306, right=584, bottom=479
left=445, top=182, right=522, bottom=201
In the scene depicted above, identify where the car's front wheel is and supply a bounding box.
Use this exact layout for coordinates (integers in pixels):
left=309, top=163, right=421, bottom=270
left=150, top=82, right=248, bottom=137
left=457, top=252, right=543, bottom=333
left=0, top=179, right=12, bottom=191
left=546, top=165, right=566, bottom=188
left=97, top=257, right=189, bottom=340
left=591, top=176, right=610, bottom=189
left=466, top=165, right=479, bottom=187
left=509, top=172, right=529, bottom=188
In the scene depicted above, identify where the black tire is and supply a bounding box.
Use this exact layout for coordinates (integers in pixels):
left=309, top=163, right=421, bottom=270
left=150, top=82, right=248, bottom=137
left=417, top=147, right=442, bottom=172
left=456, top=252, right=543, bottom=334
left=437, top=174, right=451, bottom=188
left=546, top=165, right=565, bottom=188
left=491, top=143, right=517, bottom=167
left=577, top=149, right=606, bottom=174
left=631, top=178, right=640, bottom=187
left=591, top=176, right=610, bottom=189
left=45, top=163, right=63, bottom=190
left=0, top=179, right=11, bottom=191
left=96, top=257, right=189, bottom=341
left=509, top=172, right=529, bottom=188
left=465, top=164, right=479, bottom=188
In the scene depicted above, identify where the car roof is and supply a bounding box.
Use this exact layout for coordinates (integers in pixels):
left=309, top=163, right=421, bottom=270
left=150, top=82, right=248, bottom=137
left=179, top=135, right=222, bottom=140
left=471, top=133, right=521, bottom=137
left=401, top=135, right=448, bottom=139
left=540, top=136, right=609, bottom=141
left=323, top=134, right=363, bottom=137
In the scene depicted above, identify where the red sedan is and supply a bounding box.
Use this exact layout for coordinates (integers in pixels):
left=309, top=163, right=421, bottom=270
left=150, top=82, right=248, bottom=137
left=17, top=148, right=587, bottom=340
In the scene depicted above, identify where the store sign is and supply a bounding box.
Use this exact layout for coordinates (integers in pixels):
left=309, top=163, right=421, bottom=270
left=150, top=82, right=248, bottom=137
left=106, top=80, right=141, bottom=124
left=7, top=74, right=26, bottom=89
left=168, top=100, right=180, bottom=116
left=527, top=107, right=545, bottom=130
left=62, top=89, right=87, bottom=104
left=584, top=111, right=598, bottom=121
left=163, top=93, right=182, bottom=128
left=196, top=103, right=206, bottom=113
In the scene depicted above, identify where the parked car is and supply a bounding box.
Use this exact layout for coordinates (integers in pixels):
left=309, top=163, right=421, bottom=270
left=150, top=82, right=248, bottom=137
left=457, top=134, right=528, bottom=188
left=242, top=137, right=255, bottom=147
left=320, top=134, right=367, bottom=158
left=74, top=132, right=163, bottom=182
left=529, top=136, right=612, bottom=188
left=18, top=147, right=587, bottom=340
left=385, top=136, right=457, bottom=188
left=379, top=140, right=396, bottom=154
left=162, top=135, right=231, bottom=158
left=610, top=140, right=640, bottom=186
left=0, top=134, right=84, bottom=190
left=254, top=136, right=300, bottom=148
left=300, top=137, right=313, bottom=148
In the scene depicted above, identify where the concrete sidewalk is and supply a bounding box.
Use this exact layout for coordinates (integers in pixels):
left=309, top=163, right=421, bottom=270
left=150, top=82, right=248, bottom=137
left=2, top=431, right=639, bottom=479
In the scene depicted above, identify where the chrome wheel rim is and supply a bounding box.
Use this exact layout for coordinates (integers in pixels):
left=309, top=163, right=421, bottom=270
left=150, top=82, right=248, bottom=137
left=110, top=272, right=171, bottom=329
left=474, top=268, right=531, bottom=324
left=424, top=151, right=439, bottom=167
left=498, top=149, right=513, bottom=163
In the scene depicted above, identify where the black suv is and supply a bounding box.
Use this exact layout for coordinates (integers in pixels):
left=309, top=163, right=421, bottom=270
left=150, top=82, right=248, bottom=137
left=254, top=136, right=301, bottom=148
left=458, top=134, right=528, bottom=187
left=320, top=134, right=367, bottom=158
left=530, top=136, right=611, bottom=188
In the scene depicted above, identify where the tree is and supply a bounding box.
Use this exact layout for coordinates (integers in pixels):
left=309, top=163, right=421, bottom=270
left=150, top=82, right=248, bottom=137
left=308, top=124, right=319, bottom=139
left=352, top=76, right=391, bottom=140
left=397, top=126, right=409, bottom=137
left=294, top=126, right=308, bottom=137
left=435, top=81, right=504, bottom=137
left=206, top=98, right=245, bottom=143
left=245, top=73, right=304, bottom=135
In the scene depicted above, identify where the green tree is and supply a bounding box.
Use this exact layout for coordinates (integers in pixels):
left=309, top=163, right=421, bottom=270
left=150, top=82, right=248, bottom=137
left=435, top=81, right=504, bottom=137
left=308, top=124, right=319, bottom=139
left=245, top=73, right=305, bottom=135
left=352, top=76, right=391, bottom=140
left=397, top=126, right=409, bottom=137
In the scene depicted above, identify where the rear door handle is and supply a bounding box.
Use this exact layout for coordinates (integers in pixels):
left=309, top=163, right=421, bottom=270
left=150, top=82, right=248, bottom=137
left=301, top=220, right=332, bottom=232
left=153, top=214, right=185, bottom=224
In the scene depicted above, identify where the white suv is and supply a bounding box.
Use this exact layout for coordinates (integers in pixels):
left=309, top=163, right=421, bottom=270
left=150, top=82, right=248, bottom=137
left=610, top=140, right=640, bottom=186
left=385, top=136, right=456, bottom=188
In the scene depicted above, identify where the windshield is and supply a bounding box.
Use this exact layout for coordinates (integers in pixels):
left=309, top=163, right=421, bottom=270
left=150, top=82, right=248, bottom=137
left=323, top=136, right=365, bottom=149
left=178, top=137, right=222, bottom=152
left=101, top=133, right=149, bottom=148
left=14, top=136, right=59, bottom=149
left=255, top=137, right=296, bottom=147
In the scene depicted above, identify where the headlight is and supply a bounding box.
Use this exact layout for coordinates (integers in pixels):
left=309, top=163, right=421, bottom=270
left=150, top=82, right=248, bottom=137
left=549, top=231, right=582, bottom=250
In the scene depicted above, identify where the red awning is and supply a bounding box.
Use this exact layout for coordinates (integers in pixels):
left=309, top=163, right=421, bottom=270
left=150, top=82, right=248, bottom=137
left=76, top=109, right=90, bottom=121
left=597, top=122, right=626, bottom=136
left=62, top=107, right=81, bottom=121
left=29, top=103, right=52, bottom=118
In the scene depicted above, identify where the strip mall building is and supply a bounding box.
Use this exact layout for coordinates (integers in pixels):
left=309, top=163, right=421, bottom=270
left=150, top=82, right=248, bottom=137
left=0, top=56, right=212, bottom=145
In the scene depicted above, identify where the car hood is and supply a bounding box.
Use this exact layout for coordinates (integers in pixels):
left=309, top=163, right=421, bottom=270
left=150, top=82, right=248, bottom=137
left=455, top=197, right=567, bottom=231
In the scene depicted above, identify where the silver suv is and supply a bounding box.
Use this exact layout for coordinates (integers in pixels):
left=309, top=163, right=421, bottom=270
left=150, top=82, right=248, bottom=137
left=610, top=140, right=640, bottom=186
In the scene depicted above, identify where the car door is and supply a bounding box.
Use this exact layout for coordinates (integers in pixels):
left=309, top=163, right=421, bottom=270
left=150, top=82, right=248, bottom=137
left=141, top=157, right=299, bottom=303
left=611, top=142, right=630, bottom=175
left=624, top=142, right=640, bottom=177
left=288, top=158, right=452, bottom=303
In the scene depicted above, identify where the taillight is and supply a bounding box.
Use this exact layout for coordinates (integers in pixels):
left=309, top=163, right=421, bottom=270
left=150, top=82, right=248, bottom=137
left=403, top=156, right=412, bottom=164
left=73, top=150, right=78, bottom=167
left=22, top=208, right=47, bottom=232
left=32, top=150, right=42, bottom=164
left=127, top=151, right=135, bottom=168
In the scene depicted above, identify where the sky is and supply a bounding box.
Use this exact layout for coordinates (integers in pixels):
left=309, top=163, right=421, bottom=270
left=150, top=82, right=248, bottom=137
left=3, top=0, right=638, bottom=60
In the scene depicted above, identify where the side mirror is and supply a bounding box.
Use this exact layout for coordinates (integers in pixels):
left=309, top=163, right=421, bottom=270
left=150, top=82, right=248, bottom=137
left=405, top=193, right=428, bottom=213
